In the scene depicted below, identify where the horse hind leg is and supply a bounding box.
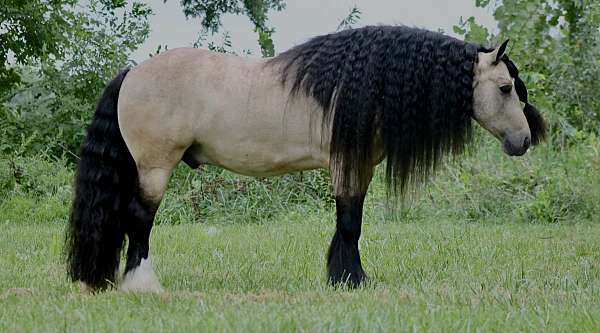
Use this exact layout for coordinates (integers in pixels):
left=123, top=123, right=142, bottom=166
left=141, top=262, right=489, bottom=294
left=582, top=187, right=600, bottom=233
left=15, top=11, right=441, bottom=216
left=120, top=165, right=173, bottom=292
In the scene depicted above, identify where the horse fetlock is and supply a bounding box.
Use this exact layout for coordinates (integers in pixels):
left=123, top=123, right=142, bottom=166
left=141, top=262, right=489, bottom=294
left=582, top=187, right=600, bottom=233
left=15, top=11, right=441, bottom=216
left=327, top=231, right=366, bottom=287
left=328, top=263, right=367, bottom=288
left=120, top=257, right=163, bottom=293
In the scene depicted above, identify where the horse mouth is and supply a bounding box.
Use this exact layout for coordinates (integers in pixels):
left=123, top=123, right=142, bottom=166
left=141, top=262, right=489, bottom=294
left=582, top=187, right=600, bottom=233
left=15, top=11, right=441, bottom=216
left=502, top=136, right=530, bottom=156
left=503, top=146, right=527, bottom=156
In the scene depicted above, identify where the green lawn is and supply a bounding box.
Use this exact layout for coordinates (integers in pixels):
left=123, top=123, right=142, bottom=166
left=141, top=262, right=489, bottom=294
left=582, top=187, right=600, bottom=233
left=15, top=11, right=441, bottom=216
left=2, top=216, right=600, bottom=332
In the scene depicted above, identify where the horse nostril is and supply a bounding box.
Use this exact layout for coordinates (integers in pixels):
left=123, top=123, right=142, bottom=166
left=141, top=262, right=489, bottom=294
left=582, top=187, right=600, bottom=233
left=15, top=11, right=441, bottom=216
left=523, top=137, right=531, bottom=149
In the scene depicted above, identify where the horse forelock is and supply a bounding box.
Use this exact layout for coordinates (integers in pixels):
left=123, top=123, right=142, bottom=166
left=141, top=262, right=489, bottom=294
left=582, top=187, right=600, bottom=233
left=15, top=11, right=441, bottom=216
left=269, top=26, right=480, bottom=195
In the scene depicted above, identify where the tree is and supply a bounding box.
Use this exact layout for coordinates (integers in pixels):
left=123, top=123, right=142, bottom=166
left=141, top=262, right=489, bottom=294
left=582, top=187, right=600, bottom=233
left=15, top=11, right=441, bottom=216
left=179, top=0, right=285, bottom=57
left=1, top=0, right=151, bottom=95
left=336, top=6, right=362, bottom=32
left=1, top=0, right=152, bottom=159
left=0, top=0, right=77, bottom=93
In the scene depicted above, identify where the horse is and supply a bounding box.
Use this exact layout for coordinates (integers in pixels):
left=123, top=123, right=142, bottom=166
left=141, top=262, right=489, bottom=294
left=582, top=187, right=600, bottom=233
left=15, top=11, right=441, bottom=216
left=66, top=25, right=547, bottom=292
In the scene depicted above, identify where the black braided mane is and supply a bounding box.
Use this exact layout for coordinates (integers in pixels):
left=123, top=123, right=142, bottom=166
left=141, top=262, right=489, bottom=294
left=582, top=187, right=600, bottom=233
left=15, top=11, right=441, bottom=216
left=269, top=26, right=535, bottom=195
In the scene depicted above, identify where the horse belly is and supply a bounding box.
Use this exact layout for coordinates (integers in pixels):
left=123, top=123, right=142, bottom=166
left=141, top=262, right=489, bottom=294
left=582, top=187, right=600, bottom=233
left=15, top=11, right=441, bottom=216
left=190, top=120, right=328, bottom=177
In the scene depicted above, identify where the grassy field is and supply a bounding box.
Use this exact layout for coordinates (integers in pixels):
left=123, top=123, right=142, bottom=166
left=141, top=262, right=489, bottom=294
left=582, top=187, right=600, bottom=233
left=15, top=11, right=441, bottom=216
left=1, top=135, right=600, bottom=332
left=2, top=219, right=600, bottom=332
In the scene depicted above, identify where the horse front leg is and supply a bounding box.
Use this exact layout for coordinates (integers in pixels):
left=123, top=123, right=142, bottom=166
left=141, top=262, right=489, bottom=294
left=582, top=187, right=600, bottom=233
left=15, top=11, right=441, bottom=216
left=326, top=163, right=373, bottom=287
left=327, top=194, right=368, bottom=287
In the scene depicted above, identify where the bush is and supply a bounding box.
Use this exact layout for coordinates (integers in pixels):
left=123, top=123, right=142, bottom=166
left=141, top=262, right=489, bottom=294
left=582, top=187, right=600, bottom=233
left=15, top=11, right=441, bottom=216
left=0, top=152, right=72, bottom=225
left=365, top=131, right=600, bottom=225
left=3, top=131, right=599, bottom=226
left=157, top=166, right=334, bottom=224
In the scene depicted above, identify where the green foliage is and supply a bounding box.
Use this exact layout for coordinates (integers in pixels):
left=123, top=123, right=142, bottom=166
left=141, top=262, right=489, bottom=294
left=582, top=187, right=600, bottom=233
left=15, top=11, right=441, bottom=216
left=158, top=167, right=334, bottom=224
left=2, top=134, right=598, bottom=226
left=180, top=0, right=285, bottom=57
left=0, top=153, right=72, bottom=225
left=337, top=6, right=362, bottom=31
left=194, top=30, right=239, bottom=54
left=0, top=0, right=151, bottom=160
left=256, top=28, right=275, bottom=57
left=363, top=132, right=600, bottom=225
left=0, top=0, right=76, bottom=93
left=453, top=16, right=490, bottom=44
left=494, top=0, right=600, bottom=134
left=456, top=0, right=600, bottom=141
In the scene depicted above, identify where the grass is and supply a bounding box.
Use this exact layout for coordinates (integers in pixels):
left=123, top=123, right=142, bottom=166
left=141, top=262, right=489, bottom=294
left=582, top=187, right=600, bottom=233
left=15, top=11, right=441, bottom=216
left=1, top=134, right=600, bottom=332
left=2, top=218, right=600, bottom=332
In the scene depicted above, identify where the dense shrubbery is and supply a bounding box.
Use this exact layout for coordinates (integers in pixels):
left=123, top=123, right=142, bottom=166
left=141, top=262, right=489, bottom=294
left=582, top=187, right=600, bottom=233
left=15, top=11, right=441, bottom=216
left=377, top=132, right=600, bottom=224
left=2, top=131, right=599, bottom=225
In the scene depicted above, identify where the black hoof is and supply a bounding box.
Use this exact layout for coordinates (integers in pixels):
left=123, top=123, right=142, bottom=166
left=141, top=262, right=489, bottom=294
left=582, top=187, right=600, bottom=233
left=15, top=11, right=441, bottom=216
left=328, top=267, right=367, bottom=288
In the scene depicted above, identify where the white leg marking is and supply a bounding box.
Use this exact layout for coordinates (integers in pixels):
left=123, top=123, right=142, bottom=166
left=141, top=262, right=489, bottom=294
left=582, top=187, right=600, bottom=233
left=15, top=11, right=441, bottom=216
left=80, top=282, right=93, bottom=294
left=120, top=257, right=163, bottom=292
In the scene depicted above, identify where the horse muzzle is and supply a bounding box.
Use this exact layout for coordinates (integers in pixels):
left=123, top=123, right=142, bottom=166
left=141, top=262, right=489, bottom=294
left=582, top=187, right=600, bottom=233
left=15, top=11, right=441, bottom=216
left=502, top=131, right=531, bottom=156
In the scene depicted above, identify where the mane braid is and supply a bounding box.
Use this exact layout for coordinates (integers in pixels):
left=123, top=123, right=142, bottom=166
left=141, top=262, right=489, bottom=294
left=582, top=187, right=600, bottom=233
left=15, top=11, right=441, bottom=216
left=269, top=26, right=480, bottom=195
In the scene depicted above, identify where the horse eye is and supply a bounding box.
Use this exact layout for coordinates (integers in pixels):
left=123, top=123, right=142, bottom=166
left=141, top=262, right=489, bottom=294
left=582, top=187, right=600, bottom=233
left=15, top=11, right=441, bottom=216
left=500, top=84, right=512, bottom=94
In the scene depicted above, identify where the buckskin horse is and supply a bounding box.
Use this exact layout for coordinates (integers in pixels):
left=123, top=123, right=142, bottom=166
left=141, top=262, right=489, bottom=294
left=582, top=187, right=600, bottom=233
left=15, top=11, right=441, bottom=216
left=66, top=26, right=546, bottom=292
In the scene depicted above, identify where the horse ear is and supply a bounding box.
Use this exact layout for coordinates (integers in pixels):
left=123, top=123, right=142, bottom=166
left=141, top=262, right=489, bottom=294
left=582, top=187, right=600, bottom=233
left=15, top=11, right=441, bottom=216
left=492, top=39, right=510, bottom=64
